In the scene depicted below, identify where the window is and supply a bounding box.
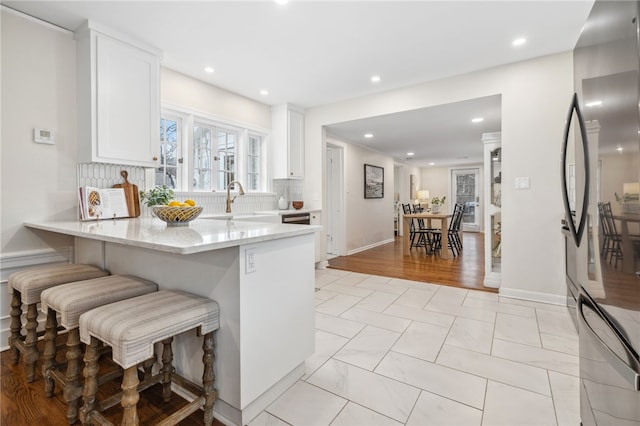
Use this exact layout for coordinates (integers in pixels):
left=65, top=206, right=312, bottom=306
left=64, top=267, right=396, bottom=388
left=247, top=134, right=262, bottom=191
left=157, top=116, right=181, bottom=189
left=161, top=108, right=265, bottom=192
left=216, top=128, right=236, bottom=190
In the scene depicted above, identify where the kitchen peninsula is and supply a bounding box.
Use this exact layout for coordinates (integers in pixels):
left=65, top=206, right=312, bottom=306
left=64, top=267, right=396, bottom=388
left=25, top=217, right=319, bottom=426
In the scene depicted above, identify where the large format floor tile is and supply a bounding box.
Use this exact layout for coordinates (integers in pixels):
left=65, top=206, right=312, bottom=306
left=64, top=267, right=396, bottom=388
left=307, top=359, right=420, bottom=423
left=482, top=381, right=557, bottom=426
left=251, top=271, right=581, bottom=426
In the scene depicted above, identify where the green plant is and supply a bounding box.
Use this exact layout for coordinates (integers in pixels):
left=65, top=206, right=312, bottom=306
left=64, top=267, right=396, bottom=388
left=140, top=185, right=174, bottom=207
left=431, top=196, right=446, bottom=206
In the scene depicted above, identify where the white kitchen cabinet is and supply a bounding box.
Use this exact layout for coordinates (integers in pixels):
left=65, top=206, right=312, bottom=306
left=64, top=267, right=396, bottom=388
left=270, top=104, right=304, bottom=179
left=76, top=22, right=161, bottom=167
left=482, top=132, right=501, bottom=288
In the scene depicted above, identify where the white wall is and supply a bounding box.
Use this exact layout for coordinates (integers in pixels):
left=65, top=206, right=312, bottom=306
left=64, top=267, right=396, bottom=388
left=161, top=68, right=270, bottom=130
left=421, top=166, right=450, bottom=204
left=1, top=9, right=77, bottom=254
left=306, top=52, right=574, bottom=303
left=326, top=137, right=396, bottom=253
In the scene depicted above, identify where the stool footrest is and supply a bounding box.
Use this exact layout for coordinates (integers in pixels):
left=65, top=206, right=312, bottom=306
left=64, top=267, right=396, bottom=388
left=97, top=371, right=161, bottom=414
left=156, top=395, right=205, bottom=426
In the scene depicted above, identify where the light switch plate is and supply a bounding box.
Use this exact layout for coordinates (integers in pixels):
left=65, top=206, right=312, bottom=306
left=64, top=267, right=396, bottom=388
left=515, top=177, right=530, bottom=190
left=245, top=248, right=256, bottom=274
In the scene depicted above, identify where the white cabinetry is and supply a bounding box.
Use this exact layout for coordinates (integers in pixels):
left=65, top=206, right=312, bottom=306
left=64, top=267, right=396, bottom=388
left=270, top=104, right=304, bottom=179
left=483, top=132, right=502, bottom=288
left=76, top=22, right=161, bottom=167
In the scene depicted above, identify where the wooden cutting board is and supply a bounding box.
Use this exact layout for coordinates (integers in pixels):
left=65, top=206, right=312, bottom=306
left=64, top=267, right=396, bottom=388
left=112, top=170, right=140, bottom=217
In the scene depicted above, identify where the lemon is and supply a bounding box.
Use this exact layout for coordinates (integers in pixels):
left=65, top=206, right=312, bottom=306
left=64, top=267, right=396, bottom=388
left=168, top=200, right=181, bottom=207
left=184, top=199, right=196, bottom=206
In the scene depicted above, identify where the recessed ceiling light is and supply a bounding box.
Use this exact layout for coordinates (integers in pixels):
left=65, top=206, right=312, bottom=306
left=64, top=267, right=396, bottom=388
left=471, top=117, right=484, bottom=123
left=204, top=67, right=215, bottom=73
left=512, top=38, right=527, bottom=46
left=429, top=162, right=435, bottom=166
left=274, top=0, right=288, bottom=4
left=260, top=90, right=269, bottom=95
left=407, top=152, right=414, bottom=156
left=364, top=133, right=374, bottom=138
left=616, top=146, right=623, bottom=152
left=371, top=75, right=381, bottom=83
left=586, top=100, right=603, bottom=107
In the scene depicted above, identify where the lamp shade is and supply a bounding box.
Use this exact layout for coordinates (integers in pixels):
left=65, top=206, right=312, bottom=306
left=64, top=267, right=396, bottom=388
left=417, top=190, right=430, bottom=200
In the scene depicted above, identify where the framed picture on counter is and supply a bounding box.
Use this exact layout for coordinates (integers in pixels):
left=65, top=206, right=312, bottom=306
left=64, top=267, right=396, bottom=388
left=364, top=164, right=384, bottom=199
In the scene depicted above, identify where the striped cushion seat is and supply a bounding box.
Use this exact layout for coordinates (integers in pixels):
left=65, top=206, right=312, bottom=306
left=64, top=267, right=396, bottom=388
left=9, top=264, right=109, bottom=304
left=80, top=290, right=220, bottom=369
left=41, top=275, right=158, bottom=330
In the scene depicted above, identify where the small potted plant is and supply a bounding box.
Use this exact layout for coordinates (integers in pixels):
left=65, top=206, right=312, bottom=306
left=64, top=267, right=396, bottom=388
left=431, top=196, right=446, bottom=213
left=140, top=185, right=174, bottom=208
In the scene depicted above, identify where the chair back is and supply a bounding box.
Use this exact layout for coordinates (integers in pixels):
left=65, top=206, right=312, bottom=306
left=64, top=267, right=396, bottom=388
left=449, top=203, right=464, bottom=232
left=601, top=202, right=619, bottom=235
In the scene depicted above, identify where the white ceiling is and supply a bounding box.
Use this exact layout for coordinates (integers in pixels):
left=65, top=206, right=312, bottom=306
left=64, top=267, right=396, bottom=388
left=4, top=0, right=594, bottom=166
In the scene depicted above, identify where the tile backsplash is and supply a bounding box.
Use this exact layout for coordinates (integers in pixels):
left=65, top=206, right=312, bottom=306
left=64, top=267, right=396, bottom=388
left=77, top=163, right=292, bottom=216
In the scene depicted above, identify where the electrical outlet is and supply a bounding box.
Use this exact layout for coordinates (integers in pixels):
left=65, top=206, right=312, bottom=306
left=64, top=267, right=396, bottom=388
left=246, top=248, right=256, bottom=274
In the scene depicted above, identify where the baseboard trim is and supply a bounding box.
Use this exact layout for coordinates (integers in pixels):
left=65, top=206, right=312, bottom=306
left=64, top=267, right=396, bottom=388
left=499, top=287, right=567, bottom=306
left=347, top=238, right=395, bottom=256
left=0, top=247, right=73, bottom=351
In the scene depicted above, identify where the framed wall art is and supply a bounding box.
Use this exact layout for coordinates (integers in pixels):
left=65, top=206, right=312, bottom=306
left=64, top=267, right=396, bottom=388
left=364, top=164, right=384, bottom=199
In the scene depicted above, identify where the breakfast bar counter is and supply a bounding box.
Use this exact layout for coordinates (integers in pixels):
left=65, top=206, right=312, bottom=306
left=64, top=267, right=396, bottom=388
left=25, top=217, right=319, bottom=426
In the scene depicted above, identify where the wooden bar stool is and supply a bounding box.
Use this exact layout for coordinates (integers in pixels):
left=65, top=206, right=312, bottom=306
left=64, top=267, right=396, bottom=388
left=40, top=275, right=158, bottom=424
left=8, top=264, right=109, bottom=382
left=78, top=290, right=220, bottom=426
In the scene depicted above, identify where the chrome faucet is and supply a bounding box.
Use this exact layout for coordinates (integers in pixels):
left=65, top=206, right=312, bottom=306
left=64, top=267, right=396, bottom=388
left=225, top=181, right=245, bottom=213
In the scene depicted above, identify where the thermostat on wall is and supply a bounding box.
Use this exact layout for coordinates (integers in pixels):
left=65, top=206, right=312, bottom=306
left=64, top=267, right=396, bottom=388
left=33, top=128, right=55, bottom=145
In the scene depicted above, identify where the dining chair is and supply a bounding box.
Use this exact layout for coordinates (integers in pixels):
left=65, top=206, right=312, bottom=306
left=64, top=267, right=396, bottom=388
left=429, top=203, right=464, bottom=257
left=600, top=202, right=623, bottom=267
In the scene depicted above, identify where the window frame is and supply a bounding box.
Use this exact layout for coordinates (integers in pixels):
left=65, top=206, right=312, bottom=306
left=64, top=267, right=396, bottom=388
left=161, top=106, right=269, bottom=193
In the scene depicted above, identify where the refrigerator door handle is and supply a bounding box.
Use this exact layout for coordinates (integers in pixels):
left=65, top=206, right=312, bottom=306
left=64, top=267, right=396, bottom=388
left=561, top=93, right=590, bottom=247
left=578, top=294, right=640, bottom=391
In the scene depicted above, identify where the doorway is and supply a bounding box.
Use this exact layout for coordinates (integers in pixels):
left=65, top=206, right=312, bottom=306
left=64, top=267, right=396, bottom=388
left=451, top=167, right=481, bottom=232
left=326, top=143, right=344, bottom=258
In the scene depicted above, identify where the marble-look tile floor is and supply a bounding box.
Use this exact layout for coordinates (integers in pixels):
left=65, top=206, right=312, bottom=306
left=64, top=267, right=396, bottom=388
left=249, top=269, right=579, bottom=426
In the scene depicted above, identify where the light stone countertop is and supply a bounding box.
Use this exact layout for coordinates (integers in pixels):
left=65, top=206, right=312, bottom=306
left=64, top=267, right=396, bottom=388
left=25, top=217, right=319, bottom=255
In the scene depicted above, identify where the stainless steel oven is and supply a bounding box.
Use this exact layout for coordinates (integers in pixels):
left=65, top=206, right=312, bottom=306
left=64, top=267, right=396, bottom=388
left=282, top=212, right=311, bottom=225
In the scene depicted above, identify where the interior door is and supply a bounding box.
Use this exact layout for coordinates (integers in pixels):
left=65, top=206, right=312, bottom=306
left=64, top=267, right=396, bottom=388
left=452, top=168, right=481, bottom=232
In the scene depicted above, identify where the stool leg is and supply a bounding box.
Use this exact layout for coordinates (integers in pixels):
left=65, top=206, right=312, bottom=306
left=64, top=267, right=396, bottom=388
left=24, top=303, right=40, bottom=382
left=202, top=332, right=217, bottom=426
left=9, top=289, right=23, bottom=365
left=121, top=366, right=140, bottom=426
left=43, top=308, right=59, bottom=397
left=142, top=358, right=154, bottom=381
left=64, top=328, right=82, bottom=424
left=79, top=337, right=100, bottom=425
left=161, top=337, right=175, bottom=402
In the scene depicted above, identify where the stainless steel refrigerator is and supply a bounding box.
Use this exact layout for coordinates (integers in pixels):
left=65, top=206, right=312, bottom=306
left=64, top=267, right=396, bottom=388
left=561, top=1, right=640, bottom=425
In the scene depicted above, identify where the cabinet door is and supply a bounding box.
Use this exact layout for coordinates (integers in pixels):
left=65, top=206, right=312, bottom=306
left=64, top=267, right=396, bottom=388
left=95, top=35, right=159, bottom=167
left=287, top=109, right=304, bottom=178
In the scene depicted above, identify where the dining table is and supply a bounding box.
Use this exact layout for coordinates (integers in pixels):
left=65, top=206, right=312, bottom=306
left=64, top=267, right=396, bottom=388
left=612, top=212, right=640, bottom=274
left=403, top=212, right=454, bottom=259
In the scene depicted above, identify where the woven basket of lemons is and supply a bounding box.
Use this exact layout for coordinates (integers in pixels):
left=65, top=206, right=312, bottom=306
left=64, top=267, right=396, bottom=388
left=153, top=200, right=202, bottom=226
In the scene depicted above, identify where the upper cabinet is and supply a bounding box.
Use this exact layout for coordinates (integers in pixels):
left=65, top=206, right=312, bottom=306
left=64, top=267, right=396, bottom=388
left=75, top=22, right=161, bottom=167
left=270, top=103, right=305, bottom=179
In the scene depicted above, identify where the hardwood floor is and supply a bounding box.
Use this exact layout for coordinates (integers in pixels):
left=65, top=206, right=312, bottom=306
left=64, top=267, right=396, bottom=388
left=328, top=232, right=498, bottom=293
left=1, top=335, right=224, bottom=426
